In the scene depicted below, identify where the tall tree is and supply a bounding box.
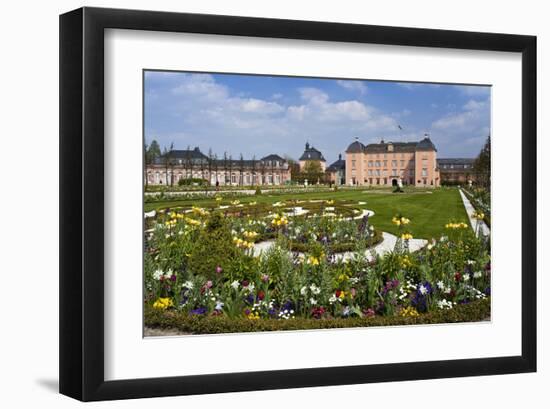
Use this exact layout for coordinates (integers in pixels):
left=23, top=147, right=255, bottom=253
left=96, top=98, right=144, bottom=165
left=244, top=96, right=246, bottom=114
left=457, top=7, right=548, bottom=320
left=473, top=135, right=491, bottom=189
left=303, top=161, right=324, bottom=184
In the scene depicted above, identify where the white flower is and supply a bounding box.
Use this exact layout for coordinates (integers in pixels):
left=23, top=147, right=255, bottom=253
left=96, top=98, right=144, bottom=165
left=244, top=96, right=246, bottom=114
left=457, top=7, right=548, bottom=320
left=182, top=280, right=194, bottom=289
left=463, top=273, right=470, bottom=281
left=427, top=244, right=434, bottom=250
left=153, top=269, right=164, bottom=280
left=215, top=301, right=224, bottom=310
left=329, top=294, right=337, bottom=304
left=309, top=298, right=317, bottom=305
left=230, top=280, right=240, bottom=290
left=437, top=281, right=445, bottom=290
left=248, top=283, right=255, bottom=292
left=437, top=299, right=453, bottom=310
left=466, top=259, right=475, bottom=265
left=419, top=284, right=428, bottom=295
left=473, top=271, right=483, bottom=279
left=310, top=284, right=321, bottom=294
left=300, top=286, right=308, bottom=296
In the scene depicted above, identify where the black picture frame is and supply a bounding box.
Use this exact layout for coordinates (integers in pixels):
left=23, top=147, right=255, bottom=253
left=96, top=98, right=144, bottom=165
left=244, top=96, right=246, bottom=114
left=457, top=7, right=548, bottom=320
left=60, top=6, right=537, bottom=401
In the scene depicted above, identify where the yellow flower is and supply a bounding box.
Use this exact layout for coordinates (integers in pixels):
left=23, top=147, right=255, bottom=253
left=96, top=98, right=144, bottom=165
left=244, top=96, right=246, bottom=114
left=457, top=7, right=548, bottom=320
left=247, top=311, right=260, bottom=320
left=231, top=200, right=241, bottom=206
left=400, top=306, right=419, bottom=317
left=400, top=255, right=412, bottom=268
left=191, top=206, right=209, bottom=217
left=249, top=201, right=257, bottom=206
left=152, top=297, right=173, bottom=310
left=271, top=214, right=288, bottom=227
left=307, top=256, right=320, bottom=266
left=243, top=231, right=259, bottom=240
left=326, top=200, right=334, bottom=205
left=215, top=196, right=222, bottom=202
left=338, top=273, right=350, bottom=282
left=473, top=211, right=485, bottom=220
left=338, top=290, right=346, bottom=299
left=401, top=233, right=413, bottom=240
left=445, top=222, right=469, bottom=229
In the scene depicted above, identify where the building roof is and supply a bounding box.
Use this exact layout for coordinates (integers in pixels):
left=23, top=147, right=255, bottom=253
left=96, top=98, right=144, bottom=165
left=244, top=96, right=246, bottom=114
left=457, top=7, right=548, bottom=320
left=437, top=158, right=475, bottom=165
left=166, top=147, right=209, bottom=160
left=299, top=142, right=326, bottom=161
left=345, top=137, right=438, bottom=154
left=261, top=154, right=286, bottom=162
left=327, top=154, right=346, bottom=172
left=364, top=141, right=418, bottom=153
left=346, top=140, right=365, bottom=153
left=416, top=137, right=437, bottom=151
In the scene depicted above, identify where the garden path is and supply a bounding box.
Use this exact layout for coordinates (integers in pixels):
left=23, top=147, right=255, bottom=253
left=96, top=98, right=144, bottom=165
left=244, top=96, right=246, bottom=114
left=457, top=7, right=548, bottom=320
left=252, top=232, right=427, bottom=262
left=458, top=189, right=490, bottom=237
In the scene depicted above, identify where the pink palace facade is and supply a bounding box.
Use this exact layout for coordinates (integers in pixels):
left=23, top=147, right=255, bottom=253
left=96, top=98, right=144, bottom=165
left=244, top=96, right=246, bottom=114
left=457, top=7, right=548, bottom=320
left=345, top=137, right=440, bottom=187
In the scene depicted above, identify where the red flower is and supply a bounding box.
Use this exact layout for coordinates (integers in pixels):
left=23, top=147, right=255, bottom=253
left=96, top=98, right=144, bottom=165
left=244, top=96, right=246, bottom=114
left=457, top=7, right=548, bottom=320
left=335, top=290, right=342, bottom=298
left=258, top=290, right=265, bottom=300
left=242, top=280, right=249, bottom=287
left=454, top=272, right=462, bottom=282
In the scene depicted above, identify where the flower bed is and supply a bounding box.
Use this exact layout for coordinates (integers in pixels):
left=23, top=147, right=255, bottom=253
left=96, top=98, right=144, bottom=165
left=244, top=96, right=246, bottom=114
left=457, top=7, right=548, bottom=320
left=145, top=298, right=490, bottom=334
left=144, top=199, right=491, bottom=334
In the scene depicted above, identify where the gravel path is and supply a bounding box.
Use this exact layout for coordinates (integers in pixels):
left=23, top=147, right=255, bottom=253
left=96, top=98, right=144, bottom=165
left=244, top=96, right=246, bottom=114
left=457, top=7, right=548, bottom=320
left=252, top=231, right=427, bottom=261
left=458, top=189, right=490, bottom=237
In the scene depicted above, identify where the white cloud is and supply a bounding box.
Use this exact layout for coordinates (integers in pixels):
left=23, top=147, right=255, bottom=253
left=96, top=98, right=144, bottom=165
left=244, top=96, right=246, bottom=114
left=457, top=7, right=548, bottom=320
left=336, top=80, right=367, bottom=95
left=430, top=97, right=490, bottom=157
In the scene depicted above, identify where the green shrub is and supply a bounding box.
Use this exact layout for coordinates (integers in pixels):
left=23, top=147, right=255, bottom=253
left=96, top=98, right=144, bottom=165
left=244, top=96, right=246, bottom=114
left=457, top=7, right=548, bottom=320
left=254, top=186, right=262, bottom=195
left=186, top=213, right=239, bottom=280
left=178, top=177, right=208, bottom=186
left=145, top=298, right=490, bottom=334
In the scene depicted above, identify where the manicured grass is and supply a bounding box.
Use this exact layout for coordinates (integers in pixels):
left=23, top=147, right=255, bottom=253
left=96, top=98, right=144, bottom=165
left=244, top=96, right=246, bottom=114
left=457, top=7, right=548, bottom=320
left=144, top=187, right=469, bottom=239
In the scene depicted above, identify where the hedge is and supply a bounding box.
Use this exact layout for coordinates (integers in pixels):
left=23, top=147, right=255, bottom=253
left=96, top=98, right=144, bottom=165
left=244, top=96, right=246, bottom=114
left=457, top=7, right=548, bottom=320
left=144, top=298, right=490, bottom=334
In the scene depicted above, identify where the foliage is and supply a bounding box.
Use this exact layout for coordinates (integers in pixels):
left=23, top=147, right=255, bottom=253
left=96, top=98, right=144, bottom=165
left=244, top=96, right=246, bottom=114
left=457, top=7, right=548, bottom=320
left=473, top=135, right=491, bottom=190
left=144, top=200, right=491, bottom=334
left=186, top=212, right=240, bottom=280
left=178, top=177, right=208, bottom=186
left=145, top=298, right=490, bottom=334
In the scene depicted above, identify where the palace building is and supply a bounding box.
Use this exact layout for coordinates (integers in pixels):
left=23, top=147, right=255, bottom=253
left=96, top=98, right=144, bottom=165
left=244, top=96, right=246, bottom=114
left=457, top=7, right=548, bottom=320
left=145, top=147, right=291, bottom=186
left=299, top=142, right=326, bottom=171
left=326, top=154, right=346, bottom=186
left=345, top=137, right=440, bottom=187
left=437, top=158, right=476, bottom=184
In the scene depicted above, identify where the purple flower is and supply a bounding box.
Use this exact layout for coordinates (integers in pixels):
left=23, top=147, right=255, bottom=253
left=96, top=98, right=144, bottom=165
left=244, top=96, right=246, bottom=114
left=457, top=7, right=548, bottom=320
left=215, top=266, right=223, bottom=274
left=170, top=275, right=177, bottom=282
left=189, top=307, right=207, bottom=315
left=261, top=274, right=269, bottom=283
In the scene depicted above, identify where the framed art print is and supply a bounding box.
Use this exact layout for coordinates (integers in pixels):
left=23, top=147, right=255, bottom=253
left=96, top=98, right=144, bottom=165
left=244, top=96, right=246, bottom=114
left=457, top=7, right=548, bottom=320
left=59, top=7, right=537, bottom=401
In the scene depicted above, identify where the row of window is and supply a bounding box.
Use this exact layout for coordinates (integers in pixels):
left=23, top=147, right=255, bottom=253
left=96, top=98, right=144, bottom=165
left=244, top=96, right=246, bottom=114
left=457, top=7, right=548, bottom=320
left=351, top=168, right=429, bottom=177
left=440, top=164, right=472, bottom=169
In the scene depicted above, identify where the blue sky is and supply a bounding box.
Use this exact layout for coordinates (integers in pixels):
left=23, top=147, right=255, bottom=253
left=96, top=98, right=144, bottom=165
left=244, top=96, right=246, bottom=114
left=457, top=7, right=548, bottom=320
left=144, top=71, right=490, bottom=164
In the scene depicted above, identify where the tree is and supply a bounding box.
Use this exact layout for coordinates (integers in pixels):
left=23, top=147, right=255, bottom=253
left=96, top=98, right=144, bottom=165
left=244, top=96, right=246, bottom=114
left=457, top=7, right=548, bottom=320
left=302, top=160, right=324, bottom=184
left=144, top=139, right=161, bottom=188
left=239, top=153, right=245, bottom=186
left=473, top=135, right=491, bottom=189
left=146, top=140, right=161, bottom=163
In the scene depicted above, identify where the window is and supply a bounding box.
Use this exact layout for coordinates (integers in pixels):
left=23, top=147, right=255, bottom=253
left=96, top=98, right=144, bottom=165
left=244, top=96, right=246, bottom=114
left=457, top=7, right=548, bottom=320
left=368, top=160, right=373, bottom=167
left=422, top=168, right=428, bottom=177
left=392, top=160, right=397, bottom=167
left=352, top=160, right=356, bottom=168
left=400, top=160, right=405, bottom=167
left=383, top=160, right=387, bottom=167
left=392, top=169, right=398, bottom=176
left=422, top=159, right=428, bottom=167
left=368, top=170, right=372, bottom=176
left=409, top=169, right=414, bottom=176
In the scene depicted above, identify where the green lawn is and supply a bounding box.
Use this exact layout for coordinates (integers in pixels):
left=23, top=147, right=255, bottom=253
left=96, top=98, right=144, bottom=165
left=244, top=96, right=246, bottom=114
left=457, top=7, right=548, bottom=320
left=144, top=187, right=469, bottom=239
